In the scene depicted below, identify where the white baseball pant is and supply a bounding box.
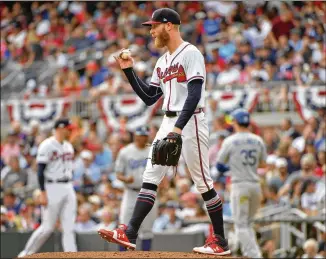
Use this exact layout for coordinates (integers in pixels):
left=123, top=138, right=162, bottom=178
left=143, top=112, right=214, bottom=194
left=18, top=183, right=77, bottom=256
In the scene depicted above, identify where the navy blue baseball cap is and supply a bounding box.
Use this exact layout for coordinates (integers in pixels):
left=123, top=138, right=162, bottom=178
left=230, top=108, right=250, bottom=125
left=54, top=118, right=73, bottom=129
left=142, top=8, right=181, bottom=26
left=134, top=126, right=149, bottom=136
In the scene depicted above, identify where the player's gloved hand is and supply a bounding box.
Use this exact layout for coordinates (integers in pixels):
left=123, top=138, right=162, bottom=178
left=152, top=132, right=182, bottom=166
left=39, top=191, right=48, bottom=207
left=168, top=127, right=182, bottom=143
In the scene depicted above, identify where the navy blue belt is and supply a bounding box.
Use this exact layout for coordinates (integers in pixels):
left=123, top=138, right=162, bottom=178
left=165, top=108, right=203, bottom=118
left=46, top=179, right=71, bottom=183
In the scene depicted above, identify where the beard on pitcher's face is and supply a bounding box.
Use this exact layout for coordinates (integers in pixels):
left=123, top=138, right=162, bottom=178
left=154, top=27, right=170, bottom=48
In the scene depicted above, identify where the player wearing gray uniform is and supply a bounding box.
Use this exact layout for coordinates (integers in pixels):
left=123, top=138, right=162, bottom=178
left=115, top=126, right=157, bottom=251
left=18, top=119, right=77, bottom=257
left=216, top=109, right=267, bottom=258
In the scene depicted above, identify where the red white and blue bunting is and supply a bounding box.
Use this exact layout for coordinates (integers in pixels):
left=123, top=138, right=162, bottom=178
left=5, top=86, right=324, bottom=132
left=7, top=98, right=71, bottom=132
left=98, top=95, right=155, bottom=131
left=210, top=88, right=259, bottom=113
left=293, top=86, right=326, bottom=121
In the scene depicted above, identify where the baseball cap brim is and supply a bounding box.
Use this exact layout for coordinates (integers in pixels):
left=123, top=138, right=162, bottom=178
left=135, top=132, right=149, bottom=136
left=142, top=20, right=162, bottom=26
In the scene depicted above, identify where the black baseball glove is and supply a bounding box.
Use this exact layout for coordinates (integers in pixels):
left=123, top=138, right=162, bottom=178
left=152, top=132, right=182, bottom=166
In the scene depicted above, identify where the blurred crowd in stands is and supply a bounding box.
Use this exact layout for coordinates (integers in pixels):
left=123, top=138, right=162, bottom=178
left=1, top=111, right=325, bottom=257
left=1, top=1, right=325, bottom=100
left=1, top=1, right=326, bottom=258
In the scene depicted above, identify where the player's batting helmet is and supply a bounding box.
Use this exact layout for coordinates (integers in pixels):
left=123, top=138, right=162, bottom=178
left=231, top=108, right=250, bottom=125
left=134, top=126, right=150, bottom=136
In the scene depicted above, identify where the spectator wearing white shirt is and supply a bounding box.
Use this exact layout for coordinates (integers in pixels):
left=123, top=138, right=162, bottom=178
left=90, top=71, right=123, bottom=99
left=279, top=154, right=318, bottom=197
left=176, top=192, right=198, bottom=220
left=34, top=12, right=50, bottom=37
left=95, top=207, right=116, bottom=231
left=73, top=150, right=101, bottom=194
left=265, top=154, right=278, bottom=181
left=205, top=1, right=237, bottom=17
left=301, top=179, right=319, bottom=216
left=250, top=60, right=270, bottom=82
left=88, top=195, right=102, bottom=222
left=75, top=205, right=97, bottom=233
left=302, top=238, right=324, bottom=258
left=7, top=22, right=27, bottom=49
left=318, top=55, right=326, bottom=82
left=268, top=158, right=289, bottom=193
left=216, top=61, right=240, bottom=86
left=243, top=15, right=272, bottom=49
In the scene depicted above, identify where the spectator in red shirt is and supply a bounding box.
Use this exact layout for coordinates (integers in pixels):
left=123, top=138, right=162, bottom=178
left=63, top=70, right=83, bottom=97
left=211, top=48, right=227, bottom=73
left=272, top=9, right=294, bottom=39
left=1, top=131, right=21, bottom=165
left=315, top=147, right=326, bottom=178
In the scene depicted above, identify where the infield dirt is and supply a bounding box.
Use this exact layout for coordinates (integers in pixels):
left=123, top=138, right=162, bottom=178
left=23, top=251, right=240, bottom=258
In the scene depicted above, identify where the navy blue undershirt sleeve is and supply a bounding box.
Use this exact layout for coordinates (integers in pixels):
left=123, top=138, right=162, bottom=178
left=216, top=163, right=230, bottom=175
left=37, top=163, right=47, bottom=191
left=174, top=79, right=203, bottom=130
left=122, top=67, right=163, bottom=106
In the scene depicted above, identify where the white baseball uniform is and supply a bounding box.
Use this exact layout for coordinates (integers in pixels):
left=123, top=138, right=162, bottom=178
left=217, top=132, right=267, bottom=258
left=144, top=41, right=214, bottom=193
left=115, top=143, right=157, bottom=240
left=18, top=136, right=77, bottom=257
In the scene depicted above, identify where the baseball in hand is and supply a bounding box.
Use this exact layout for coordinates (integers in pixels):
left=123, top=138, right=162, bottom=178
left=120, top=49, right=131, bottom=60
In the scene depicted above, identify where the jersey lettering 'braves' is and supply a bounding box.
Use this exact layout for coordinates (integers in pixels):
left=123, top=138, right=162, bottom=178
left=150, top=42, right=206, bottom=111
left=115, top=143, right=150, bottom=189
left=217, top=132, right=267, bottom=183
left=36, top=136, right=74, bottom=180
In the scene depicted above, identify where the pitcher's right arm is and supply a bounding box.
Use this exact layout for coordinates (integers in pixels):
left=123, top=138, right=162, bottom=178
left=115, top=52, right=163, bottom=106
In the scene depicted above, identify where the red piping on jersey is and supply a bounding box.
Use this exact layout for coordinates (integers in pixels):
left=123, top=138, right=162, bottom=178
left=194, top=115, right=210, bottom=191
left=167, top=43, right=191, bottom=111
left=167, top=80, right=172, bottom=111
left=171, top=43, right=191, bottom=64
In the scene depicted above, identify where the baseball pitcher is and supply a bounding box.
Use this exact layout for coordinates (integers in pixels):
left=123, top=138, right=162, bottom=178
left=99, top=8, right=230, bottom=255
left=216, top=109, right=267, bottom=258
left=18, top=118, right=77, bottom=257
left=116, top=126, right=157, bottom=251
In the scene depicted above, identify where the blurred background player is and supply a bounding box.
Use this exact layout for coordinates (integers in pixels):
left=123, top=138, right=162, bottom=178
left=18, top=118, right=77, bottom=257
left=115, top=126, right=157, bottom=251
left=216, top=108, right=267, bottom=258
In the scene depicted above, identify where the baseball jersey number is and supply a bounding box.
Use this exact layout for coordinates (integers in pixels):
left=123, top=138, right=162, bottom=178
left=240, top=149, right=257, bottom=166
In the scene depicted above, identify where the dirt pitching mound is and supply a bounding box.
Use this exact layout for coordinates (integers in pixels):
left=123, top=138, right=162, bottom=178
left=23, top=251, right=239, bottom=258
